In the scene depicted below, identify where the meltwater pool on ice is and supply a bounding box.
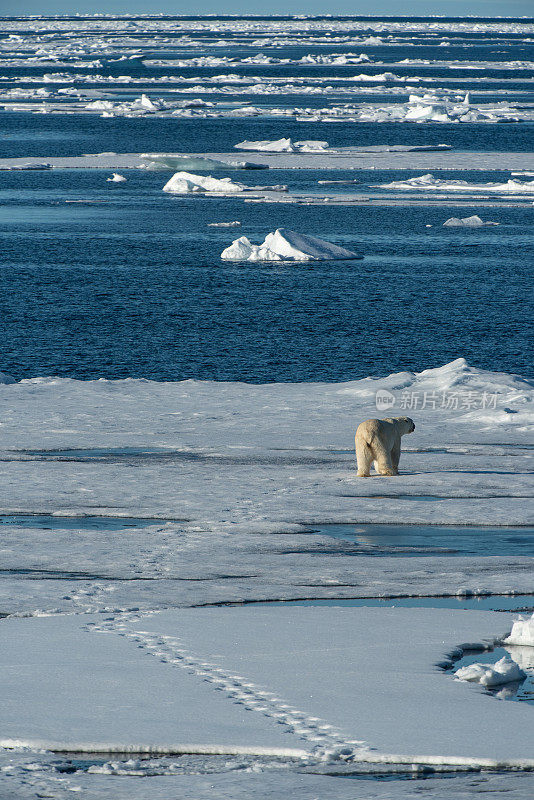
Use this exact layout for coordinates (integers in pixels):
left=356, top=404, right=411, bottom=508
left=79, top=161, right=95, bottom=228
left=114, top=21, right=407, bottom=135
left=313, top=523, right=534, bottom=557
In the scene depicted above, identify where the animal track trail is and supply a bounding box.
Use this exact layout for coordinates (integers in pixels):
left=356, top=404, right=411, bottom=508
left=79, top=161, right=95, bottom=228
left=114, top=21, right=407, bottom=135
left=71, top=589, right=367, bottom=760
left=89, top=616, right=367, bottom=761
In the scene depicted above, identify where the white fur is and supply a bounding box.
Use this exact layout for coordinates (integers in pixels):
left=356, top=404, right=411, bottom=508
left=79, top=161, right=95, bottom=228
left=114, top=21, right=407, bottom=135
left=355, top=416, right=415, bottom=477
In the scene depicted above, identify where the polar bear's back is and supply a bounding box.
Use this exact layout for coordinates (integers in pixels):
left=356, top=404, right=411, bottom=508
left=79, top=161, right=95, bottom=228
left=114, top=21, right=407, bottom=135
left=356, top=418, right=392, bottom=444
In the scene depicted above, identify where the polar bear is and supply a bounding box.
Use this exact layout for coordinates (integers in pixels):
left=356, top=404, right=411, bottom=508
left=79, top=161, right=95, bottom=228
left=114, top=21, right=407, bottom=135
left=355, top=416, right=415, bottom=477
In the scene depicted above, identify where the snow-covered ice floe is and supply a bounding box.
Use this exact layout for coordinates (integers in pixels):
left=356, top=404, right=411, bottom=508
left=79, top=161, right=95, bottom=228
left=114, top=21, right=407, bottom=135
left=163, top=171, right=246, bottom=194
left=234, top=138, right=329, bottom=153
left=443, top=215, right=499, bottom=227
left=0, top=357, right=532, bottom=540
left=1, top=607, right=533, bottom=768
left=0, top=358, right=533, bottom=615
left=377, top=173, right=534, bottom=193
left=106, top=172, right=126, bottom=182
left=221, top=228, right=362, bottom=261
left=455, top=656, right=526, bottom=687
left=504, top=614, right=534, bottom=647
left=141, top=153, right=266, bottom=171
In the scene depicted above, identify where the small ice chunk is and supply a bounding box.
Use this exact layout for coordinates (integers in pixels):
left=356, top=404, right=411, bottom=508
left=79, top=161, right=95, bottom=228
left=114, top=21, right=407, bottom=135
left=133, top=94, right=160, bottom=111
left=221, top=236, right=264, bottom=261
left=162, top=172, right=246, bottom=194
left=504, top=613, right=534, bottom=647
left=293, top=140, right=330, bottom=152
left=443, top=215, right=499, bottom=227
left=208, top=221, right=241, bottom=227
left=221, top=228, right=361, bottom=262
left=455, top=656, right=526, bottom=687
left=85, top=100, right=115, bottom=111
left=106, top=173, right=126, bottom=183
left=234, top=138, right=296, bottom=152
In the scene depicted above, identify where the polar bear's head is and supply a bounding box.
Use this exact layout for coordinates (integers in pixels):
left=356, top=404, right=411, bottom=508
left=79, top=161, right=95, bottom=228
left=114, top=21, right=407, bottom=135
left=384, top=416, right=415, bottom=435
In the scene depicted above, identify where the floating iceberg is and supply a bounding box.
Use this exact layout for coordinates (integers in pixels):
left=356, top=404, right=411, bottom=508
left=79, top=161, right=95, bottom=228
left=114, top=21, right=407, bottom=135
left=455, top=656, right=526, bottom=687
left=377, top=174, right=534, bottom=193
left=106, top=173, right=126, bottom=182
left=141, top=154, right=267, bottom=171
left=221, top=228, right=361, bottom=262
left=504, top=613, right=534, bottom=647
left=162, top=172, right=246, bottom=194
left=443, top=215, right=499, bottom=227
left=234, top=138, right=329, bottom=153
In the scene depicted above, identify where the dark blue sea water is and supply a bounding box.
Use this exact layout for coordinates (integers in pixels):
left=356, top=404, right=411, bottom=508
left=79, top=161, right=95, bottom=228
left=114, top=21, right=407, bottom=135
left=1, top=162, right=532, bottom=381
left=0, top=16, right=533, bottom=382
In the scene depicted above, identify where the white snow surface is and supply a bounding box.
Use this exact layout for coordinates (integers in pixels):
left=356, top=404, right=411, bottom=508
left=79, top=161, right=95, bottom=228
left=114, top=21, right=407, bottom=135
left=16, top=768, right=533, bottom=800
left=455, top=655, right=526, bottom=686
left=504, top=613, right=534, bottom=647
left=221, top=228, right=361, bottom=261
left=162, top=171, right=246, bottom=194
left=1, top=606, right=532, bottom=767
left=0, top=358, right=532, bottom=615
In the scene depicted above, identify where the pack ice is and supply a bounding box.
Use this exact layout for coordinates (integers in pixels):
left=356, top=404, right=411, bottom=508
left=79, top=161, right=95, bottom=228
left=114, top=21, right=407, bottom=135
left=221, top=228, right=362, bottom=261
left=163, top=171, right=246, bottom=194
left=504, top=613, right=534, bottom=647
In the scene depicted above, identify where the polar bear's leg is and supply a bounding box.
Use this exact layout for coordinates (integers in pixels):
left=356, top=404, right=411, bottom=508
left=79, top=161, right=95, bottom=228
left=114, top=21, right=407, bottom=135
left=391, top=440, right=401, bottom=471
left=356, top=437, right=373, bottom=477
left=375, top=448, right=398, bottom=477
